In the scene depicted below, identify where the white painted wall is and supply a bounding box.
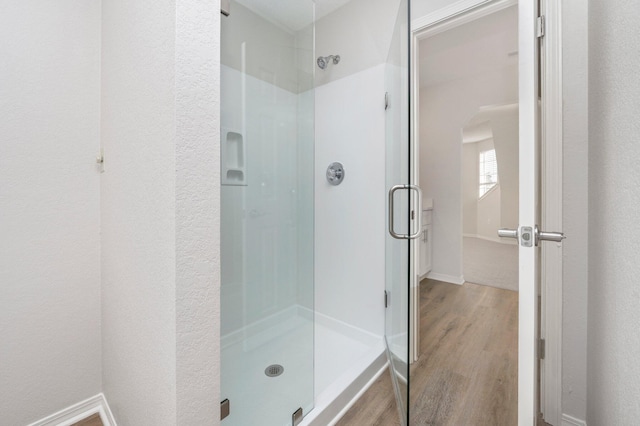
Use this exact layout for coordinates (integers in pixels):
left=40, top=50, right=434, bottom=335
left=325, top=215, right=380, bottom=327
left=0, top=2, right=102, bottom=424
left=101, top=0, right=220, bottom=424
left=411, top=0, right=460, bottom=22
left=462, top=143, right=479, bottom=235
left=586, top=1, right=640, bottom=424
left=561, top=0, right=589, bottom=421
left=221, top=1, right=304, bottom=93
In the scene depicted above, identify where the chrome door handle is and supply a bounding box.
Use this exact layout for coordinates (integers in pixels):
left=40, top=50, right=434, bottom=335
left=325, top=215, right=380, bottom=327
left=388, top=184, right=422, bottom=240
left=498, top=228, right=519, bottom=239
left=535, top=225, right=565, bottom=246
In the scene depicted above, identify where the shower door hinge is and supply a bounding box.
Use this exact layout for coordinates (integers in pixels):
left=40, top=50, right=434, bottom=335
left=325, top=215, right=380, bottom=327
left=536, top=15, right=545, bottom=38
left=220, top=399, right=230, bottom=420
left=384, top=290, right=389, bottom=308
left=538, top=339, right=546, bottom=360
left=96, top=148, right=105, bottom=173
left=292, top=407, right=303, bottom=426
left=385, top=92, right=390, bottom=110
left=221, top=0, right=230, bottom=16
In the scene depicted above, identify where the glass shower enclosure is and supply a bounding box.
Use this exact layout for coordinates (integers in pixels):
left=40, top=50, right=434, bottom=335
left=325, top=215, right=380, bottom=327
left=220, top=1, right=315, bottom=425
left=220, top=0, right=411, bottom=424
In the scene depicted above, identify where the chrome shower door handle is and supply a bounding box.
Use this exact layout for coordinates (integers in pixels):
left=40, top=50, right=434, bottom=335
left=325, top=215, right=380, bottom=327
left=388, top=184, right=422, bottom=240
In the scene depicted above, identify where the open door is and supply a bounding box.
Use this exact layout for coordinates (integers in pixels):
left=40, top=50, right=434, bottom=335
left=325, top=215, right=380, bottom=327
left=502, top=2, right=563, bottom=424
left=517, top=2, right=541, bottom=424
left=384, top=0, right=413, bottom=425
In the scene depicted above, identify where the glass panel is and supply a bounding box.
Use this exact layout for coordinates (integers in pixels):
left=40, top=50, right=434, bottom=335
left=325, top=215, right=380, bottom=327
left=220, top=1, right=315, bottom=424
left=384, top=0, right=410, bottom=424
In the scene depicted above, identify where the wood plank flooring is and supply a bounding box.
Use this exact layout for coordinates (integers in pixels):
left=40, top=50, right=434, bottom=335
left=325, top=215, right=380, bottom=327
left=337, top=279, right=518, bottom=426
left=72, top=413, right=103, bottom=426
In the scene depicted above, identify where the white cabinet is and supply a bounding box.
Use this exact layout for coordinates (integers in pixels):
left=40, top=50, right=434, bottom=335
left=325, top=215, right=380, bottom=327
left=418, top=208, right=433, bottom=278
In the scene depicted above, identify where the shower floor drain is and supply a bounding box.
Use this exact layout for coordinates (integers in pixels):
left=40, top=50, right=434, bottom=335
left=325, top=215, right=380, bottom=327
left=265, top=364, right=284, bottom=377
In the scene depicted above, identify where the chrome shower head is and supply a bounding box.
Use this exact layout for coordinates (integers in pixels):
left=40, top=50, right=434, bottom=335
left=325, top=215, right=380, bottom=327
left=317, top=55, right=340, bottom=70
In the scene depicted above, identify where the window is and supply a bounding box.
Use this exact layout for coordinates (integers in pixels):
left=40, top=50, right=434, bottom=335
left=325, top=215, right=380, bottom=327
left=479, top=149, right=498, bottom=198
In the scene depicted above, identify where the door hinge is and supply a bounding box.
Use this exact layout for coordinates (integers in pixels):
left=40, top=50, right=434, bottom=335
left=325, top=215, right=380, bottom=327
left=536, top=15, right=545, bottom=38
left=385, top=92, right=390, bottom=110
left=292, top=407, right=303, bottom=426
left=221, top=399, right=230, bottom=420
left=384, top=290, right=389, bottom=308
left=538, top=339, right=546, bottom=360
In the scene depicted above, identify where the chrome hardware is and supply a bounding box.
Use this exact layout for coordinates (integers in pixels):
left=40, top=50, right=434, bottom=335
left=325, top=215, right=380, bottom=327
left=499, top=226, right=565, bottom=247
left=292, top=408, right=303, bottom=426
left=388, top=185, right=422, bottom=240
left=326, top=162, right=345, bottom=185
left=220, top=399, right=230, bottom=420
left=538, top=338, right=546, bottom=360
left=535, top=225, right=565, bottom=246
left=385, top=92, right=390, bottom=110
left=520, top=226, right=534, bottom=247
left=498, top=228, right=518, bottom=240
left=317, top=55, right=340, bottom=70
left=221, top=0, right=230, bottom=16
left=96, top=149, right=105, bottom=173
left=536, top=15, right=545, bottom=38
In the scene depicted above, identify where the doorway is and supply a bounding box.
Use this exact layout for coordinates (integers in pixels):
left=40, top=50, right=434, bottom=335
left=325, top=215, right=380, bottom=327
left=415, top=4, right=520, bottom=424
left=334, top=0, right=564, bottom=424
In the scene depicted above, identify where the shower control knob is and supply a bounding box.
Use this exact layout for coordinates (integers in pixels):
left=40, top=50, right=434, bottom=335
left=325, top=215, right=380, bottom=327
left=326, top=162, right=345, bottom=186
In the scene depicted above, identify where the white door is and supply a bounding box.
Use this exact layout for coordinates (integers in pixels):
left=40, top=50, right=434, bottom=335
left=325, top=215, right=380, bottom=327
left=517, top=2, right=540, bottom=424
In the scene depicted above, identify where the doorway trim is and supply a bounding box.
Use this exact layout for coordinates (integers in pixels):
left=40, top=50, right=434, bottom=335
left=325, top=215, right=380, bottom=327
left=410, top=0, right=563, bottom=424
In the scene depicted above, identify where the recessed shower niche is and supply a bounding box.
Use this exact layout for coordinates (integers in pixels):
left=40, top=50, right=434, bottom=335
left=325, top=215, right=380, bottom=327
left=221, top=128, right=246, bottom=185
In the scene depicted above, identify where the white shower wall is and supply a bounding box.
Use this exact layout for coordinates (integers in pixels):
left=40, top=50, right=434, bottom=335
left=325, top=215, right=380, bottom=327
left=314, top=64, right=387, bottom=338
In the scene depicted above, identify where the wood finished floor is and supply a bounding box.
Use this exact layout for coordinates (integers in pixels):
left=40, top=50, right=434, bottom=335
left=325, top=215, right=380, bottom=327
left=72, top=413, right=103, bottom=426
left=337, top=279, right=518, bottom=426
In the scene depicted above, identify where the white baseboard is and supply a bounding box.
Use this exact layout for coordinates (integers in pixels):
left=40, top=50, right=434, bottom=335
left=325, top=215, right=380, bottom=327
left=562, top=413, right=587, bottom=426
left=426, top=272, right=465, bottom=285
left=28, top=393, right=117, bottom=426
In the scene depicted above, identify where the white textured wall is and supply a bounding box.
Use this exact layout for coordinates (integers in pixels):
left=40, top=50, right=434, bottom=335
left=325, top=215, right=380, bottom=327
left=100, top=0, right=178, bottom=423
left=102, top=0, right=221, bottom=424
left=175, top=0, right=220, bottom=424
left=561, top=0, right=589, bottom=421
left=586, top=0, right=640, bottom=424
left=0, top=1, right=102, bottom=424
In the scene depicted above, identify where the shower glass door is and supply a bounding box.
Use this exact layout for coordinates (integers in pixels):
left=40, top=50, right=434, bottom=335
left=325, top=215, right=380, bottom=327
left=384, top=0, right=411, bottom=425
left=220, top=1, right=315, bottom=425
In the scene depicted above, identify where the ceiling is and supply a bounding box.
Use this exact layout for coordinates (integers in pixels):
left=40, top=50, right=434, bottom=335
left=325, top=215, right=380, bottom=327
left=418, top=5, right=518, bottom=88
